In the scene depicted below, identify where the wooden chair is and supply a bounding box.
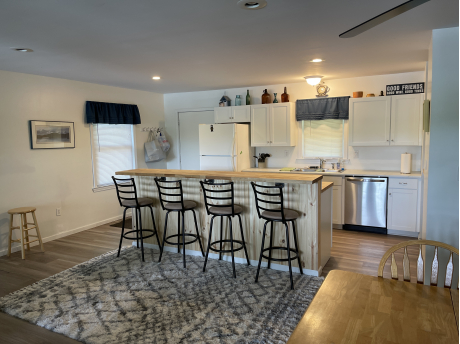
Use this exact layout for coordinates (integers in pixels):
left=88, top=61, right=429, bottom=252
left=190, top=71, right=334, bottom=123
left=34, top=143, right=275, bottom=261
left=8, top=207, right=45, bottom=259
left=378, top=240, right=459, bottom=288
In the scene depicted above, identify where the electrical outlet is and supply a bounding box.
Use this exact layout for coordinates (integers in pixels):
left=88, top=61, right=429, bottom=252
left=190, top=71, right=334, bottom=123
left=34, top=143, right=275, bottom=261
left=56, top=208, right=61, bottom=216
left=353, top=150, right=359, bottom=158
left=284, top=150, right=289, bottom=157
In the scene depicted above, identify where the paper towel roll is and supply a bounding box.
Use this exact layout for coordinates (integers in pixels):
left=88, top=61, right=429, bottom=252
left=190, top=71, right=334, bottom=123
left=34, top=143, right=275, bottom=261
left=401, top=153, right=412, bottom=174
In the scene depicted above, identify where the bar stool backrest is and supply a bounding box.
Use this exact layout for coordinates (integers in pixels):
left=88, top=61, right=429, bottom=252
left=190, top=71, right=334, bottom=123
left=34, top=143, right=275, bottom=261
left=251, top=182, right=286, bottom=222
left=200, top=179, right=235, bottom=216
left=154, top=177, right=184, bottom=211
left=112, top=176, right=139, bottom=207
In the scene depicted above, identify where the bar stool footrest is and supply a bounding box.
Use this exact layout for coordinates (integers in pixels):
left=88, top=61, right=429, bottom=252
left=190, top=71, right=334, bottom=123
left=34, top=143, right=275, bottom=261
left=209, top=239, right=244, bottom=253
left=122, top=229, right=156, bottom=240
left=164, top=233, right=199, bottom=246
left=262, top=246, right=299, bottom=262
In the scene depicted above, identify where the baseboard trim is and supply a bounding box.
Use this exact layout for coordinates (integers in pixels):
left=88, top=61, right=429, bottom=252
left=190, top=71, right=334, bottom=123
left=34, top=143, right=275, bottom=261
left=0, top=214, right=127, bottom=257
left=133, top=242, right=320, bottom=277
left=387, top=229, right=419, bottom=237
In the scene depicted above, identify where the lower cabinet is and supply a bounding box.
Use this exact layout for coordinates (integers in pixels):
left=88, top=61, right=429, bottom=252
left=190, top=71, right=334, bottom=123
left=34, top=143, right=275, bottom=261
left=323, top=176, right=343, bottom=228
left=387, top=188, right=418, bottom=232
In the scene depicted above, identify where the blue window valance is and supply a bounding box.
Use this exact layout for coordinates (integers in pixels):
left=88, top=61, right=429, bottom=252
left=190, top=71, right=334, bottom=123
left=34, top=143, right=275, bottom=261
left=296, top=96, right=350, bottom=121
left=85, top=101, right=141, bottom=124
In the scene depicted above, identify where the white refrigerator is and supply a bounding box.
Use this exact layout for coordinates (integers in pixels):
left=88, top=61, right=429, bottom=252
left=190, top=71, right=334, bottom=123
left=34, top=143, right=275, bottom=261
left=199, top=123, right=254, bottom=171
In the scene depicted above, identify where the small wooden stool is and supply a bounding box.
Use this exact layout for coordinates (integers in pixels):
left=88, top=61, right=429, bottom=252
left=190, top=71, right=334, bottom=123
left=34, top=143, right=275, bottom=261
left=7, top=207, right=45, bottom=259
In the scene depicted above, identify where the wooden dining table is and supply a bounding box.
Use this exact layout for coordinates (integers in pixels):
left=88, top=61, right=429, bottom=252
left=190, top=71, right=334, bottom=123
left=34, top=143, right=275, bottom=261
left=287, top=270, right=458, bottom=344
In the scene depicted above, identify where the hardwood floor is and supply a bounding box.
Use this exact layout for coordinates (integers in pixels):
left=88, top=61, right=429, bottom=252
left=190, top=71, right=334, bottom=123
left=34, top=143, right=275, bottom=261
left=0, top=223, right=417, bottom=344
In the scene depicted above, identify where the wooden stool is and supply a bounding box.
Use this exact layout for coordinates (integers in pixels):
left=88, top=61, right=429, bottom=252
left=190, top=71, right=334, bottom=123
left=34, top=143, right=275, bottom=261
left=7, top=207, right=44, bottom=259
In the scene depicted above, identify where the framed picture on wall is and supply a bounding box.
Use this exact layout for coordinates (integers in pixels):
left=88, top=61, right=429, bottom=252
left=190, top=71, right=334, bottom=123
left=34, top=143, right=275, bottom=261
left=30, top=121, right=75, bottom=149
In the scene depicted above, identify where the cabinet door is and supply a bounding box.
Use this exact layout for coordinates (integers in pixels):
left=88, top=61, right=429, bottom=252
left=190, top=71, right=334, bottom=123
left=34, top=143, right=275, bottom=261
left=232, top=105, right=251, bottom=123
left=251, top=105, right=270, bottom=146
left=332, top=186, right=342, bottom=225
left=349, top=97, right=391, bottom=146
left=387, top=188, right=418, bottom=232
left=214, top=107, right=231, bottom=123
left=270, top=103, right=292, bottom=146
left=390, top=94, right=422, bottom=146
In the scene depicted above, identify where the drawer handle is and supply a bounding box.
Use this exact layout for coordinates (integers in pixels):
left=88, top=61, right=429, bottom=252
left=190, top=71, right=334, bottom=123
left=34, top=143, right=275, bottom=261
left=399, top=182, right=407, bottom=185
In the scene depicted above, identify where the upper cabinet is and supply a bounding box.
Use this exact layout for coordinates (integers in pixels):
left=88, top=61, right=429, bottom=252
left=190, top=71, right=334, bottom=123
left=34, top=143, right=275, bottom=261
left=349, top=94, right=423, bottom=146
left=214, top=105, right=250, bottom=123
left=250, top=103, right=296, bottom=147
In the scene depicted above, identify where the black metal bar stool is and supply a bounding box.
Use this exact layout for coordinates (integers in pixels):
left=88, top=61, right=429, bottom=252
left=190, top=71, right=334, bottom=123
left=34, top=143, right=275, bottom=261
left=155, top=177, right=204, bottom=267
left=200, top=179, right=250, bottom=278
left=251, top=182, right=303, bottom=290
left=112, top=176, right=161, bottom=262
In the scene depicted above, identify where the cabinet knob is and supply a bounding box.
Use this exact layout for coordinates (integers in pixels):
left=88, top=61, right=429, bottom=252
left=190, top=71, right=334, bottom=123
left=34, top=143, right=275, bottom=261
left=387, top=140, right=389, bottom=142
left=391, top=139, right=394, bottom=141
left=389, top=193, right=392, bottom=195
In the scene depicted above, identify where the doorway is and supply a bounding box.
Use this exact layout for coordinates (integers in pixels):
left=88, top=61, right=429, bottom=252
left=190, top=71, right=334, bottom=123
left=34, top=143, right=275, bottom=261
left=178, top=110, right=214, bottom=170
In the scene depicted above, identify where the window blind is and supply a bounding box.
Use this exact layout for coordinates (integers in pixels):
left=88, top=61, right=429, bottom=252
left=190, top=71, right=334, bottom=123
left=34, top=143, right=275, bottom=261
left=302, top=119, right=344, bottom=158
left=91, top=124, right=135, bottom=187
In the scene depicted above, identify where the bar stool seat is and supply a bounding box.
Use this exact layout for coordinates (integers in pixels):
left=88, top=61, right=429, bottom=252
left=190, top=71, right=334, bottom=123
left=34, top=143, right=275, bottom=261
left=7, top=206, right=44, bottom=259
left=164, top=200, right=196, bottom=210
left=209, top=205, right=243, bottom=215
left=121, top=197, right=154, bottom=208
left=261, top=209, right=299, bottom=221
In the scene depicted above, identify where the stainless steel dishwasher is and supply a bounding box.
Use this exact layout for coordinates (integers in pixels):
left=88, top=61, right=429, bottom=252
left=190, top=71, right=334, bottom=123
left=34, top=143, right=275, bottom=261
left=344, top=177, right=388, bottom=234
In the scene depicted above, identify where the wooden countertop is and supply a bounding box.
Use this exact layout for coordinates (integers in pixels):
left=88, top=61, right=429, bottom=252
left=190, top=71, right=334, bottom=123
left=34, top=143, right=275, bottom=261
left=321, top=182, right=333, bottom=192
left=287, top=270, right=458, bottom=344
left=116, top=169, right=322, bottom=184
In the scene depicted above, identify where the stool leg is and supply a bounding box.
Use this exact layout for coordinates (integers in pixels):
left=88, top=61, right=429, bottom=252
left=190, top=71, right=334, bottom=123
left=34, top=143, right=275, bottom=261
left=138, top=208, right=145, bottom=262
left=219, top=216, right=224, bottom=260
left=23, top=214, right=30, bottom=251
left=135, top=211, right=139, bottom=248
left=177, top=211, right=181, bottom=253
left=181, top=211, right=186, bottom=268
left=229, top=216, right=236, bottom=278
left=7, top=214, right=13, bottom=257
left=32, top=211, right=44, bottom=252
left=203, top=216, right=215, bottom=272
left=237, top=214, right=250, bottom=266
left=118, top=208, right=127, bottom=257
left=267, top=221, right=274, bottom=269
left=158, top=211, right=170, bottom=262
left=149, top=206, right=162, bottom=255
left=19, top=214, right=25, bottom=259
left=285, top=222, right=294, bottom=290
left=192, top=210, right=204, bottom=256
left=292, top=221, right=303, bottom=275
left=255, top=220, right=269, bottom=283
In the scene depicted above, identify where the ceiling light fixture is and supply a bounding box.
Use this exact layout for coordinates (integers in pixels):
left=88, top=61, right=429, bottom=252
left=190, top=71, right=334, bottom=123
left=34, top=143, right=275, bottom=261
left=311, top=59, right=323, bottom=63
left=152, top=76, right=161, bottom=80
left=237, top=0, right=267, bottom=10
left=304, top=75, right=323, bottom=86
left=12, top=48, right=33, bottom=52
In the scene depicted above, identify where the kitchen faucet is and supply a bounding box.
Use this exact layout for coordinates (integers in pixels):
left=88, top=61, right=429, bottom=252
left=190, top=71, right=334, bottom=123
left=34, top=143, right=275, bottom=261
left=318, top=158, right=326, bottom=169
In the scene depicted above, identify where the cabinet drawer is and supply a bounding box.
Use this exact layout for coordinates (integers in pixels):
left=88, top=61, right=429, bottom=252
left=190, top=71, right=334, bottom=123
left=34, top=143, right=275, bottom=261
left=389, top=178, right=418, bottom=190
left=323, top=176, right=343, bottom=186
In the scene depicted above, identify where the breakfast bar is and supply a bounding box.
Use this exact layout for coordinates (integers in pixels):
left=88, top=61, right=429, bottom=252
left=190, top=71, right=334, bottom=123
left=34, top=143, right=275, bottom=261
left=115, top=169, right=329, bottom=275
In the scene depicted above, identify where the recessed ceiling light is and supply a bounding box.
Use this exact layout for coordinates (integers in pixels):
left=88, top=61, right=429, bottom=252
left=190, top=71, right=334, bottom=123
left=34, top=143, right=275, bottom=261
left=12, top=48, right=33, bottom=52
left=237, top=0, right=267, bottom=10
left=311, top=59, right=323, bottom=63
left=152, top=76, right=161, bottom=80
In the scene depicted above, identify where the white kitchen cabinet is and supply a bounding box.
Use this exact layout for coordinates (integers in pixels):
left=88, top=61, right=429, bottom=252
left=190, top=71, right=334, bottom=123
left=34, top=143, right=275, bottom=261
left=387, top=178, right=419, bottom=233
left=214, top=106, right=250, bottom=124
left=251, top=103, right=296, bottom=147
left=349, top=94, right=423, bottom=146
left=390, top=94, right=423, bottom=146
left=323, top=176, right=343, bottom=228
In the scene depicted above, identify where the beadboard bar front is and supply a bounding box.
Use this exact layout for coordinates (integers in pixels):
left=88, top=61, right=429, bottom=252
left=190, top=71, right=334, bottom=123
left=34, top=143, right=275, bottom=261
left=115, top=169, right=323, bottom=274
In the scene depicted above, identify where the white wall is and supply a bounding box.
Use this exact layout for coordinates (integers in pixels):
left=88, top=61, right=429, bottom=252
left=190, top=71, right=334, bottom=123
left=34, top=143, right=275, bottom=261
left=0, top=70, right=165, bottom=256
left=424, top=27, right=459, bottom=285
left=164, top=71, right=425, bottom=171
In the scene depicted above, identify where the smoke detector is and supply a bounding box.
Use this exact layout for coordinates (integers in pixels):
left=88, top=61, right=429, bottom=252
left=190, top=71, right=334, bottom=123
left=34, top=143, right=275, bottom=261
left=237, top=0, right=267, bottom=10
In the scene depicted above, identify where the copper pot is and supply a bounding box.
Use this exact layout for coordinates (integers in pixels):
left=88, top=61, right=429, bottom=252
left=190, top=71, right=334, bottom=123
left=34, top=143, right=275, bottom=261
left=353, top=91, right=363, bottom=98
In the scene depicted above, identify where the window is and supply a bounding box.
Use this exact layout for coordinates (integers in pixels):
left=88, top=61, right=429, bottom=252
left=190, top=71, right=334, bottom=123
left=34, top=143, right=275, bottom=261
left=301, top=119, right=344, bottom=158
left=91, top=124, right=135, bottom=190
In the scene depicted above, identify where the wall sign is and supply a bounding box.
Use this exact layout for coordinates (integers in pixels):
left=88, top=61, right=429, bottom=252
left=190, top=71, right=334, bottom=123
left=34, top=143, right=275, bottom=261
left=386, top=82, right=424, bottom=96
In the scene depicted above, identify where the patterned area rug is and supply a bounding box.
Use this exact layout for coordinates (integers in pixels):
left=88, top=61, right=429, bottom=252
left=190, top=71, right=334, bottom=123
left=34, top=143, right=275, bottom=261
left=0, top=247, right=323, bottom=344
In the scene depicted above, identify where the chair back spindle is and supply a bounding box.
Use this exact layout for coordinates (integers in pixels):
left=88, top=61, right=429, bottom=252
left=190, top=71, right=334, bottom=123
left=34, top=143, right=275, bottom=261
left=378, top=240, right=459, bottom=288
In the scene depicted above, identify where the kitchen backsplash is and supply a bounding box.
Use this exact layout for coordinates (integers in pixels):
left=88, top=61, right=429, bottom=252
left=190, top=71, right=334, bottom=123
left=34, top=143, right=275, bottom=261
left=256, top=145, right=422, bottom=171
